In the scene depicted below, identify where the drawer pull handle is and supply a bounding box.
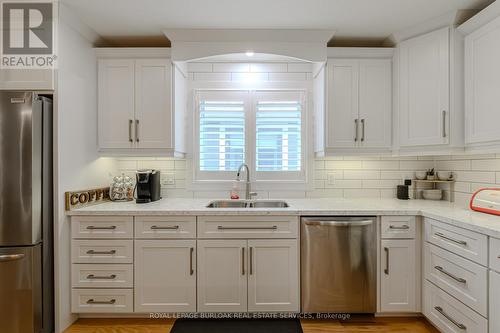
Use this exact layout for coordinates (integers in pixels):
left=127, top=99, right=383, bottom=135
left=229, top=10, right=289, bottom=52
left=434, top=266, right=467, bottom=284
left=0, top=254, right=25, bottom=262
left=241, top=247, right=245, bottom=275
left=384, top=247, right=389, bottom=275
left=86, top=226, right=117, bottom=230
left=86, top=274, right=117, bottom=280
left=389, top=225, right=409, bottom=230
left=189, top=247, right=194, bottom=276
left=151, top=225, right=179, bottom=230
left=434, top=306, right=466, bottom=330
left=86, top=250, right=116, bottom=255
left=87, top=299, right=116, bottom=305
left=434, top=232, right=467, bottom=246
left=217, top=226, right=278, bottom=230
left=249, top=247, right=253, bottom=275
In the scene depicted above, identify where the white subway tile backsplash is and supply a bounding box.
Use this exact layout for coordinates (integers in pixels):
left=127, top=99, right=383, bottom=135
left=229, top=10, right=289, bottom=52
left=306, top=189, right=343, bottom=198
left=326, top=160, right=363, bottom=169
left=343, top=170, right=380, bottom=180
left=327, top=179, right=362, bottom=189
left=436, top=159, right=471, bottom=171
left=212, top=63, right=250, bottom=72
left=454, top=171, right=496, bottom=183
left=497, top=172, right=500, bottom=184
left=399, top=160, right=434, bottom=170
left=249, top=63, right=287, bottom=73
left=193, top=72, right=231, bottom=81
left=362, top=160, right=399, bottom=170
left=362, top=179, right=400, bottom=189
left=268, top=72, right=308, bottom=81
left=187, top=62, right=212, bottom=73
left=287, top=63, right=313, bottom=73
left=471, top=159, right=500, bottom=171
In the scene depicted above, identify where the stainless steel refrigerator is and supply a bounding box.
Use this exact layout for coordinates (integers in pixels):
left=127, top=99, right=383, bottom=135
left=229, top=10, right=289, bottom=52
left=0, top=92, right=54, bottom=333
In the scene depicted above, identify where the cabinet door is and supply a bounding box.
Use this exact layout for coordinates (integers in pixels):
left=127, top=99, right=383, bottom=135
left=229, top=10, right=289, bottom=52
left=380, top=239, right=417, bottom=312
left=491, top=270, right=500, bottom=333
left=98, top=59, right=135, bottom=149
left=197, top=240, right=247, bottom=312
left=326, top=60, right=359, bottom=149
left=399, top=27, right=450, bottom=147
left=465, top=16, right=500, bottom=144
left=135, top=59, right=172, bottom=149
left=358, top=59, right=392, bottom=148
left=247, top=239, right=299, bottom=312
left=134, top=240, right=196, bottom=312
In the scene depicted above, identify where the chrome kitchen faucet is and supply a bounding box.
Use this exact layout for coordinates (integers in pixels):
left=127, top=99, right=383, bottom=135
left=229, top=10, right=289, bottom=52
left=236, top=163, right=257, bottom=200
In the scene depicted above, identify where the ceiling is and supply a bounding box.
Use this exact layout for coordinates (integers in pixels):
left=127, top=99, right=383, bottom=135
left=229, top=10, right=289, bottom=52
left=62, top=0, right=494, bottom=46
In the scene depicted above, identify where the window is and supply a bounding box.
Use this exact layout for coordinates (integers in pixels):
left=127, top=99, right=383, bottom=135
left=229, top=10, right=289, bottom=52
left=195, top=90, right=305, bottom=182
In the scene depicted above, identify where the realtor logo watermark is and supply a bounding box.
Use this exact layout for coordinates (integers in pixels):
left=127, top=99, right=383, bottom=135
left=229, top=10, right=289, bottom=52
left=1, top=1, right=56, bottom=68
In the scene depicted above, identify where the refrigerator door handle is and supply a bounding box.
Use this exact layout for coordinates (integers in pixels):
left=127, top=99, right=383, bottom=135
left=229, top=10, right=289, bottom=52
left=0, top=253, right=25, bottom=262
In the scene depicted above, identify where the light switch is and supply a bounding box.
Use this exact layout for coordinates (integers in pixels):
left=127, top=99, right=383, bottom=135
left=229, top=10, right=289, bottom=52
left=161, top=173, right=175, bottom=186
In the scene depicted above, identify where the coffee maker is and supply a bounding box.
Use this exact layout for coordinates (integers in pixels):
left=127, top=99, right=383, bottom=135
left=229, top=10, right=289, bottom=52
left=136, top=169, right=161, bottom=203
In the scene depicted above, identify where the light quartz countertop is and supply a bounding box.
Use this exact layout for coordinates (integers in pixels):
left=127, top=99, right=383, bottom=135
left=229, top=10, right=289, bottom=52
left=67, top=198, right=500, bottom=238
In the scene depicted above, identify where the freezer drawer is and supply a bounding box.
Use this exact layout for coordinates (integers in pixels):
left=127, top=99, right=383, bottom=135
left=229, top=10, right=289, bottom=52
left=0, top=245, right=42, bottom=333
left=301, top=216, right=376, bottom=313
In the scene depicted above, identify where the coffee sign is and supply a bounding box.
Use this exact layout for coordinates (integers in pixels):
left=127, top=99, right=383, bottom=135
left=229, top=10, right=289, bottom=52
left=65, top=187, right=110, bottom=211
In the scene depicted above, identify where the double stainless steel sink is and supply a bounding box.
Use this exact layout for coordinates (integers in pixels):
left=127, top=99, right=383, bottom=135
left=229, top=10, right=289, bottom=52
left=206, top=200, right=289, bottom=208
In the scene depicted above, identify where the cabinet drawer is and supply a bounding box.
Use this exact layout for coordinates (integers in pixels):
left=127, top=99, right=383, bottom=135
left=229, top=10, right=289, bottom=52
left=381, top=216, right=416, bottom=239
left=71, top=216, right=133, bottom=239
left=71, top=264, right=133, bottom=288
left=490, top=270, right=500, bottom=333
left=424, top=243, right=487, bottom=316
left=71, top=289, right=133, bottom=313
left=135, top=216, right=196, bottom=239
left=197, top=216, right=298, bottom=239
left=423, top=281, right=487, bottom=333
left=489, top=237, right=500, bottom=272
left=72, top=240, right=133, bottom=264
left=424, top=218, right=487, bottom=266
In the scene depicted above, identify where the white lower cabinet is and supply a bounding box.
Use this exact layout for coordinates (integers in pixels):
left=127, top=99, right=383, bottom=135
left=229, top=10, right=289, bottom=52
left=197, top=239, right=299, bottom=313
left=134, top=240, right=196, bottom=312
left=490, top=270, right=500, bottom=333
left=380, top=239, right=417, bottom=312
left=247, top=239, right=299, bottom=312
left=424, top=280, right=487, bottom=333
left=197, top=240, right=248, bottom=312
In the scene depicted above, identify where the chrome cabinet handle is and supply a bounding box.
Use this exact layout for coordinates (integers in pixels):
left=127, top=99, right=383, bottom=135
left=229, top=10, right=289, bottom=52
left=498, top=255, right=500, bottom=259
left=361, top=119, right=365, bottom=142
left=384, top=247, right=389, bottom=275
left=0, top=254, right=25, bottom=262
left=434, top=266, right=467, bottom=284
left=249, top=247, right=254, bottom=275
left=354, top=119, right=359, bottom=141
left=434, top=306, right=466, bottom=330
left=389, top=225, right=410, bottom=230
left=86, top=226, right=117, bottom=230
left=86, top=250, right=116, bottom=255
left=87, top=299, right=116, bottom=305
left=434, top=232, right=467, bottom=246
left=151, top=225, right=179, bottom=230
left=189, top=247, right=194, bottom=276
left=442, top=110, right=447, bottom=138
left=217, top=226, right=277, bottom=230
left=241, top=247, right=245, bottom=275
left=128, top=119, right=133, bottom=142
left=86, top=274, right=116, bottom=280
left=305, top=220, right=373, bottom=227
left=135, top=119, right=139, bottom=142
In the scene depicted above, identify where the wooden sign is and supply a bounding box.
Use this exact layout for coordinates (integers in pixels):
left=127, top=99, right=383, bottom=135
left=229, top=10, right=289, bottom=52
left=65, top=187, right=110, bottom=211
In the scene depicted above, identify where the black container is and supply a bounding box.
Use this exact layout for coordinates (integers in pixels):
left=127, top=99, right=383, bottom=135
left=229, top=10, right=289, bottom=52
left=136, top=169, right=161, bottom=203
left=397, top=185, right=409, bottom=200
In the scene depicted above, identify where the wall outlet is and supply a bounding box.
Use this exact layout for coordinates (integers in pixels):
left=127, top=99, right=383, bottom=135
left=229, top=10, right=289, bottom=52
left=161, top=173, right=175, bottom=186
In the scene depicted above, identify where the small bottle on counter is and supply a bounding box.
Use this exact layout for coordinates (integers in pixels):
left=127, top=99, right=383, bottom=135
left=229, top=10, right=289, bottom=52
left=230, top=180, right=241, bottom=199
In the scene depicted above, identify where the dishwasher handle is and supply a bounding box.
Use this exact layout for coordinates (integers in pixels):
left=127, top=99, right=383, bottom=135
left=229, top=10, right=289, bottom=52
left=304, top=220, right=373, bottom=227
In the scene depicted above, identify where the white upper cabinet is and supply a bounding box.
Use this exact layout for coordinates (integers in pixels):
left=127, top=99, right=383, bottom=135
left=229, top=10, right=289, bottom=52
left=398, top=27, right=450, bottom=147
left=396, top=27, right=465, bottom=154
left=322, top=51, right=392, bottom=155
left=135, top=59, right=172, bottom=149
left=460, top=6, right=500, bottom=148
left=96, top=48, right=186, bottom=156
left=98, top=59, right=135, bottom=149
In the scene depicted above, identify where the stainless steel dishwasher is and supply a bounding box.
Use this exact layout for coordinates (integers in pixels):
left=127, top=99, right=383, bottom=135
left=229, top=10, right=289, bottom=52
left=301, top=216, right=376, bottom=313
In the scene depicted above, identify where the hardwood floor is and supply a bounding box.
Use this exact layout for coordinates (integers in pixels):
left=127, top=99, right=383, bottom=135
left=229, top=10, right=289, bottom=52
left=64, top=316, right=439, bottom=333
